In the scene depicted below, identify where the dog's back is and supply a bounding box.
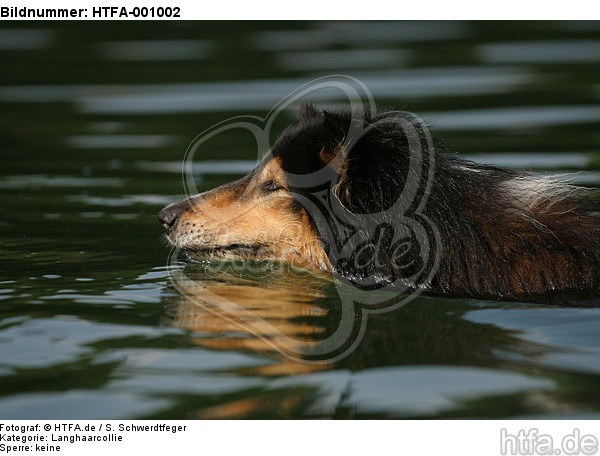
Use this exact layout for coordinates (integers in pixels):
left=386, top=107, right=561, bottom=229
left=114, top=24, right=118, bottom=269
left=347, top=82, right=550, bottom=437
left=428, top=154, right=600, bottom=299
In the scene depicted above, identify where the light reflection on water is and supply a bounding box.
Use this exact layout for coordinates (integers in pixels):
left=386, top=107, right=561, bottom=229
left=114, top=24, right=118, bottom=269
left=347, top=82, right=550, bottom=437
left=0, top=21, right=599, bottom=419
left=479, top=40, right=600, bottom=63
left=251, top=21, right=466, bottom=51
left=0, top=175, right=125, bottom=189
left=424, top=105, right=600, bottom=131
left=99, top=39, right=213, bottom=61
left=0, top=67, right=533, bottom=109
left=66, top=134, right=178, bottom=149
left=0, top=28, right=53, bottom=50
left=78, top=68, right=534, bottom=114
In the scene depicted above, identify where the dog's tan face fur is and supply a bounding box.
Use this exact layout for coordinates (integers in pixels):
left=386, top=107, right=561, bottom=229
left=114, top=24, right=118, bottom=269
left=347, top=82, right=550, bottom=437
left=163, top=154, right=330, bottom=271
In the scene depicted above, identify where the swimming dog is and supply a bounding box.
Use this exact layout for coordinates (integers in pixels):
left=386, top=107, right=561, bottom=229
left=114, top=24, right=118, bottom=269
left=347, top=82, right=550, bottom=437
left=159, top=103, right=600, bottom=300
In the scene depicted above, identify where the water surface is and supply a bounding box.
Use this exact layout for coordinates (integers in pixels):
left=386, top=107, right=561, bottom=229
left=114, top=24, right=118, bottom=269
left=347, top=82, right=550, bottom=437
left=1, top=21, right=599, bottom=419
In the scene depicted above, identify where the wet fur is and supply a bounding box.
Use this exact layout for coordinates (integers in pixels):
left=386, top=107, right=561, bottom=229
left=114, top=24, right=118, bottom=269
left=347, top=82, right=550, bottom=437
left=160, top=104, right=600, bottom=301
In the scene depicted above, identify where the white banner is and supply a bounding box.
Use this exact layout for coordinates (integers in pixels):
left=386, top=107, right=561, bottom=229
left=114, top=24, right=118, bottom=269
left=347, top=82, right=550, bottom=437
left=0, top=0, right=596, bottom=20
left=0, top=421, right=599, bottom=456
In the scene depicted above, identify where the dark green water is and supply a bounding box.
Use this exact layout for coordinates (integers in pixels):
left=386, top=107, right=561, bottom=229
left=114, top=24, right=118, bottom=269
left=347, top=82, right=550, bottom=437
left=1, top=21, right=600, bottom=419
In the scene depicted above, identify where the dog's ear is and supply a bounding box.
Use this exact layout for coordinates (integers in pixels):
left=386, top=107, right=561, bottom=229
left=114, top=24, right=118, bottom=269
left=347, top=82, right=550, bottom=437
left=298, top=102, right=320, bottom=123
left=318, top=109, right=351, bottom=166
left=333, top=112, right=424, bottom=213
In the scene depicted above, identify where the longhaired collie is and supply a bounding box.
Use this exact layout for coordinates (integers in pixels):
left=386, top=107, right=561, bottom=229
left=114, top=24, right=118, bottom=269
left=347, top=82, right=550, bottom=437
left=159, top=103, right=600, bottom=301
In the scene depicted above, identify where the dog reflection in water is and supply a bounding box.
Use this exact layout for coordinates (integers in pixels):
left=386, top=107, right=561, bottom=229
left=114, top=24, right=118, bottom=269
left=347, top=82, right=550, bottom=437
left=162, top=264, right=337, bottom=417
left=162, top=263, right=334, bottom=370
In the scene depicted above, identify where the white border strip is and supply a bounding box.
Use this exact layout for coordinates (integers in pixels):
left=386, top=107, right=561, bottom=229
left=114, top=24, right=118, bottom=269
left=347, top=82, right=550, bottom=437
left=0, top=1, right=597, bottom=20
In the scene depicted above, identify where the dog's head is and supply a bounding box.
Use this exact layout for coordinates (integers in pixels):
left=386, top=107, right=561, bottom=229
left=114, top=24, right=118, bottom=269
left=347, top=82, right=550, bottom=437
left=159, top=103, right=431, bottom=273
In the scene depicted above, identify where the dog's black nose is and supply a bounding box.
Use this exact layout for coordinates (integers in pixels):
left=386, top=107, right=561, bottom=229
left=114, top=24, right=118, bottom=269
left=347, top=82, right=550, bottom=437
left=158, top=206, right=178, bottom=231
left=158, top=201, right=188, bottom=232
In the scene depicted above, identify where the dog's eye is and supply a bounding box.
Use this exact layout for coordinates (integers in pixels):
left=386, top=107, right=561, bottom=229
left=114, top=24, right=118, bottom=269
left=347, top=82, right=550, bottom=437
left=262, top=180, right=284, bottom=192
